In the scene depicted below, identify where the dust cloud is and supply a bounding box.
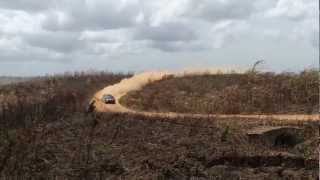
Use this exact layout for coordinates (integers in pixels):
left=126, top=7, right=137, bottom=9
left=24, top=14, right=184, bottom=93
left=95, top=67, right=244, bottom=101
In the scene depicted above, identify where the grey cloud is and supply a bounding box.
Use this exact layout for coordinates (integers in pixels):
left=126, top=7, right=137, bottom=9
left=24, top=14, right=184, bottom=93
left=187, top=0, right=255, bottom=22
left=23, top=31, right=86, bottom=53
left=264, top=0, right=317, bottom=21
left=150, top=41, right=209, bottom=52
left=41, top=1, right=140, bottom=31
left=0, top=0, right=318, bottom=75
left=0, top=44, right=68, bottom=62
left=134, top=22, right=197, bottom=42
left=0, top=0, right=52, bottom=12
left=79, top=29, right=132, bottom=43
left=133, top=21, right=201, bottom=52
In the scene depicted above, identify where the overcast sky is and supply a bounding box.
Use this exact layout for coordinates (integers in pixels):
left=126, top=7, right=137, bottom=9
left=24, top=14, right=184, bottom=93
left=0, top=0, right=318, bottom=76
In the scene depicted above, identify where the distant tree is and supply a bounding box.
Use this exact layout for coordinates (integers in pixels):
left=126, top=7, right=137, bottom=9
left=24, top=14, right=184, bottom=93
left=251, top=60, right=265, bottom=73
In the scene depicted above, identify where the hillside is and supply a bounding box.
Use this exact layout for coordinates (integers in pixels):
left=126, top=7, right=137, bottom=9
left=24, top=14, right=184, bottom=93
left=120, top=70, right=319, bottom=114
left=0, top=71, right=318, bottom=179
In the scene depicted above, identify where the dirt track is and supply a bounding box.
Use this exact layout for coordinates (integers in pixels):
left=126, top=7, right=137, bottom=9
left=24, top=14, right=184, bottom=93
left=92, top=70, right=319, bottom=121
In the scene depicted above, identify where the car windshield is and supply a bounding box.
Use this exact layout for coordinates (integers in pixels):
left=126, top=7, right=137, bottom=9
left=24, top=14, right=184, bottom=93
left=103, top=95, right=114, bottom=99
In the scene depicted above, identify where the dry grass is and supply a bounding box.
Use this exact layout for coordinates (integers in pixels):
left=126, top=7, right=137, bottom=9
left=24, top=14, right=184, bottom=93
left=121, top=69, right=319, bottom=114
left=0, top=71, right=129, bottom=128
left=0, top=71, right=318, bottom=179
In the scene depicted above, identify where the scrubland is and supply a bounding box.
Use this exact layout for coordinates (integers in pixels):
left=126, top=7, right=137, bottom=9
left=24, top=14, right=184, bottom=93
left=0, top=70, right=318, bottom=179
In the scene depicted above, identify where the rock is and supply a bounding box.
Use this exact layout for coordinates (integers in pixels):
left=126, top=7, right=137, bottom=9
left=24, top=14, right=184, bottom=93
left=247, top=126, right=304, bottom=147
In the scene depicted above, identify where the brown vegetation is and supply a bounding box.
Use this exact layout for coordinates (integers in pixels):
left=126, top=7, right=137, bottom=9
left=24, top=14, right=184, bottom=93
left=0, top=71, right=318, bottom=179
left=121, top=69, right=319, bottom=114
left=0, top=72, right=128, bottom=128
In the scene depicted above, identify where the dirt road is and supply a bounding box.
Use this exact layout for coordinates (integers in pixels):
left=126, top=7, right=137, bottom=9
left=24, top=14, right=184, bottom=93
left=92, top=70, right=319, bottom=121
